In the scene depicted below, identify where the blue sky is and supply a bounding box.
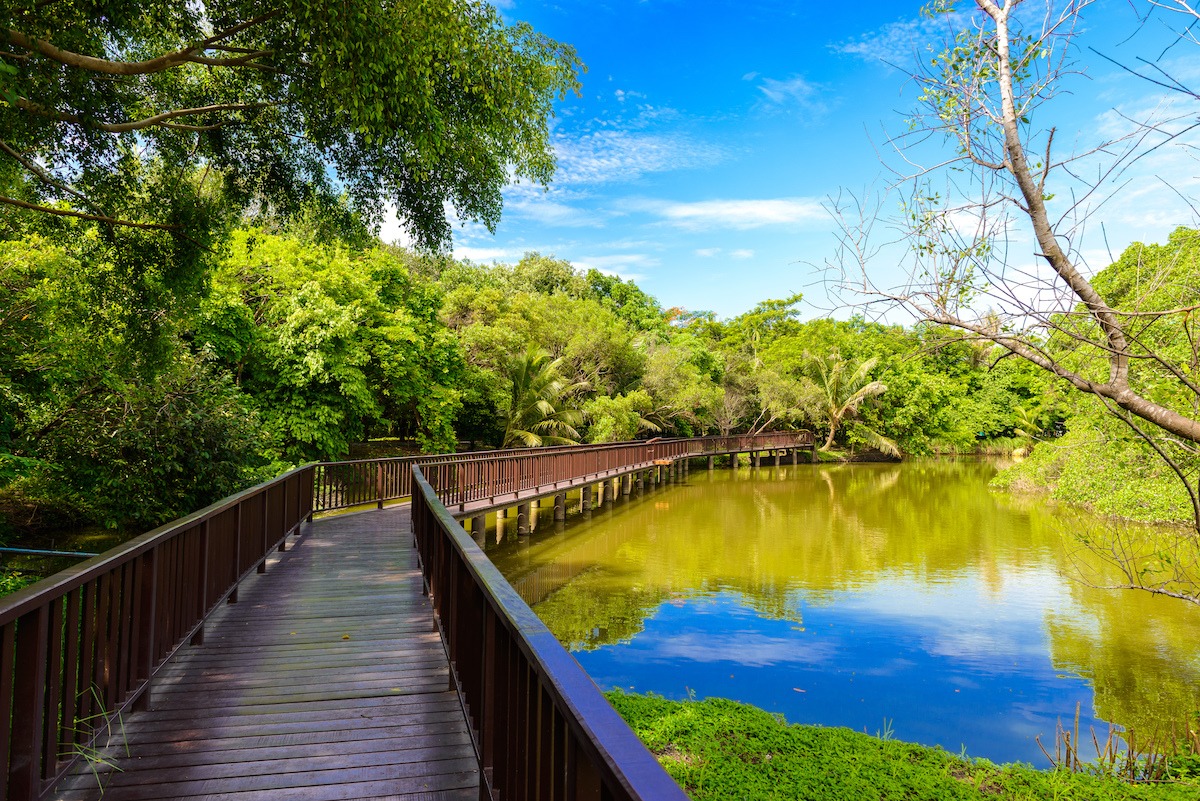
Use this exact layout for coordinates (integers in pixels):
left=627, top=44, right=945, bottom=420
left=383, top=1, right=1200, bottom=320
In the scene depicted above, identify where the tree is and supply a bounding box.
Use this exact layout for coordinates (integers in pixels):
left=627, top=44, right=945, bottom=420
left=0, top=231, right=272, bottom=531
left=499, top=349, right=584, bottom=448
left=0, top=1, right=582, bottom=250
left=828, top=0, right=1200, bottom=600
left=198, top=229, right=465, bottom=460
left=810, top=352, right=899, bottom=456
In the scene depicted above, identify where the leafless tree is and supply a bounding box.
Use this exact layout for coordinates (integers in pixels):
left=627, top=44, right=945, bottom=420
left=826, top=0, right=1200, bottom=602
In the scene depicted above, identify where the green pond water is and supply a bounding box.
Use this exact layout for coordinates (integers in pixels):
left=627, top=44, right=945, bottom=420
left=478, top=459, right=1200, bottom=766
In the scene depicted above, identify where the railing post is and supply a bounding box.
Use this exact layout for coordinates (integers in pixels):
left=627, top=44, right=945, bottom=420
left=376, top=462, right=385, bottom=509
left=192, top=520, right=209, bottom=646
left=134, top=548, right=158, bottom=712
left=10, top=607, right=48, bottom=801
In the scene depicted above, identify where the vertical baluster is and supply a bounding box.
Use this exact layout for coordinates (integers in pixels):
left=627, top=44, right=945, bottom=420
left=0, top=621, right=15, bottom=797
left=40, top=598, right=63, bottom=783
left=91, top=573, right=110, bottom=713
left=116, top=562, right=134, bottom=701
left=58, top=589, right=81, bottom=755
left=10, top=606, right=48, bottom=801
left=134, top=548, right=158, bottom=711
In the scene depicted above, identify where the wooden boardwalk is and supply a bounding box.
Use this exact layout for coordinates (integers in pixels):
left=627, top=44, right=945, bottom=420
left=50, top=507, right=480, bottom=801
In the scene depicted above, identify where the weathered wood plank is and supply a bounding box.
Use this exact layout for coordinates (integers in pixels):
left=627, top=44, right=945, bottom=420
left=49, top=506, right=479, bottom=801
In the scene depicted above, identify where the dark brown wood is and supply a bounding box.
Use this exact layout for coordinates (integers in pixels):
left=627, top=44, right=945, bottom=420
left=45, top=507, right=477, bottom=801
left=411, top=468, right=689, bottom=801
left=10, top=607, right=48, bottom=801
left=42, top=599, right=64, bottom=782
left=0, top=622, right=15, bottom=799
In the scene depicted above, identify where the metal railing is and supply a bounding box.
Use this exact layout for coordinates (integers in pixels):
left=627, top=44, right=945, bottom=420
left=412, top=467, right=690, bottom=801
left=0, top=467, right=313, bottom=801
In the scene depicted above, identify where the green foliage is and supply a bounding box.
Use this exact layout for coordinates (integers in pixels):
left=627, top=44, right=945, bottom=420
left=0, top=227, right=271, bottom=530
left=809, top=351, right=896, bottom=454
left=993, top=413, right=1197, bottom=526
left=608, top=691, right=1199, bottom=801
left=499, top=349, right=583, bottom=448
left=199, top=229, right=465, bottom=460
left=996, top=228, right=1200, bottom=527
left=583, top=391, right=659, bottom=444
left=1, top=1, right=582, bottom=251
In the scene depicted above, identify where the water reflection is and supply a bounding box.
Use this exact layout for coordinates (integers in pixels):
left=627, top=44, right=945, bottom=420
left=483, top=461, right=1200, bottom=766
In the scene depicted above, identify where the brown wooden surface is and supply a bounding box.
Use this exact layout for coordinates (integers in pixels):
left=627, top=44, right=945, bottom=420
left=49, top=507, right=479, bottom=801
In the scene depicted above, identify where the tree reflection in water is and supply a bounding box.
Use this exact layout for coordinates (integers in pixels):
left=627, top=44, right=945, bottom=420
left=482, top=461, right=1200, bottom=766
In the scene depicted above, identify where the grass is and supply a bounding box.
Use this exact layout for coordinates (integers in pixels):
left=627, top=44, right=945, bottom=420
left=606, top=691, right=1200, bottom=801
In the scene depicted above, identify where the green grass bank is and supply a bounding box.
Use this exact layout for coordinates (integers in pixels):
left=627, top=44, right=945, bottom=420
left=606, top=691, right=1200, bottom=801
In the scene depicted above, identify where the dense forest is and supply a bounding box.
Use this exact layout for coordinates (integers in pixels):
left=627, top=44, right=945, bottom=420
left=2, top=206, right=1197, bottom=543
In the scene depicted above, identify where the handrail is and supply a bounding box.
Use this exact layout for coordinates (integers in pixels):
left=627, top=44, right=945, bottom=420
left=3, top=431, right=813, bottom=801
left=0, top=465, right=315, bottom=801
left=313, top=431, right=814, bottom=514
left=412, top=466, right=690, bottom=801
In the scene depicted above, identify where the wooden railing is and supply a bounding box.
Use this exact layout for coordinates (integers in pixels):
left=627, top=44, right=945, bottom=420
left=0, top=467, right=313, bottom=801
left=2, top=430, right=812, bottom=801
left=412, top=467, right=690, bottom=801
left=314, top=432, right=813, bottom=514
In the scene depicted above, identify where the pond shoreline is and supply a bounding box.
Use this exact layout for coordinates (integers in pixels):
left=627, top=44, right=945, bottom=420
left=608, top=691, right=1200, bottom=801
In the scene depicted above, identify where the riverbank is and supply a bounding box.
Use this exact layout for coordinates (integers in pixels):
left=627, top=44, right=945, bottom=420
left=606, top=691, right=1200, bottom=801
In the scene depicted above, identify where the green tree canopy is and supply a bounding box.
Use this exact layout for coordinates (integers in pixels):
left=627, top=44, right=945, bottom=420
left=1, top=1, right=582, bottom=250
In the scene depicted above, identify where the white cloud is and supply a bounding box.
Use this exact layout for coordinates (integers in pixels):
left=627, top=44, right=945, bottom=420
left=756, top=75, right=826, bottom=114
left=378, top=205, right=415, bottom=248
left=637, top=197, right=826, bottom=230
left=693, top=247, right=757, bottom=259
left=553, top=130, right=725, bottom=185
left=454, top=245, right=520, bottom=262
left=507, top=195, right=604, bottom=228
left=830, top=9, right=973, bottom=66
left=572, top=253, right=659, bottom=281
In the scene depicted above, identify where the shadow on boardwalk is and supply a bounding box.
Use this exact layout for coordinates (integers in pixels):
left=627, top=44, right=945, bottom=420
left=52, top=507, right=479, bottom=801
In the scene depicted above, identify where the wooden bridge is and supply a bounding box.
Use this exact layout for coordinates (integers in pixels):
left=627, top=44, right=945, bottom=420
left=0, top=433, right=812, bottom=801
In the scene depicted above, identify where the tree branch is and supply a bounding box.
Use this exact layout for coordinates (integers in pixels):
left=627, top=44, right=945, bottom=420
left=3, top=11, right=281, bottom=75
left=0, top=195, right=179, bottom=231
left=16, top=98, right=271, bottom=133
left=0, top=137, right=92, bottom=206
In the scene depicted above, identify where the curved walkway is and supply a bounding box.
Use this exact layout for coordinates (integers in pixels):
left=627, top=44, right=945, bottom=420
left=51, top=507, right=478, bottom=801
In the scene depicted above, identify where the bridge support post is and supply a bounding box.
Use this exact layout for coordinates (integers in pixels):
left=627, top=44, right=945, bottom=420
left=621, top=474, right=631, bottom=496
left=812, top=445, right=818, bottom=463
left=707, top=455, right=714, bottom=470
left=582, top=485, right=592, bottom=511
left=554, top=493, right=566, bottom=521
left=635, top=472, right=644, bottom=491
left=497, top=507, right=506, bottom=518
left=471, top=514, right=486, bottom=534
left=792, top=448, right=799, bottom=466
left=517, top=503, right=530, bottom=535
left=774, top=450, right=781, bottom=467
left=753, top=452, right=761, bottom=468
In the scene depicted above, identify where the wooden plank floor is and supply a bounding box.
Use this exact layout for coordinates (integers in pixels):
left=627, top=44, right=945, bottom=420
left=51, top=507, right=480, bottom=801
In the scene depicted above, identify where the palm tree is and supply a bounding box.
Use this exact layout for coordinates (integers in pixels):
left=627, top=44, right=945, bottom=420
left=811, top=351, right=899, bottom=456
left=499, top=349, right=584, bottom=448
